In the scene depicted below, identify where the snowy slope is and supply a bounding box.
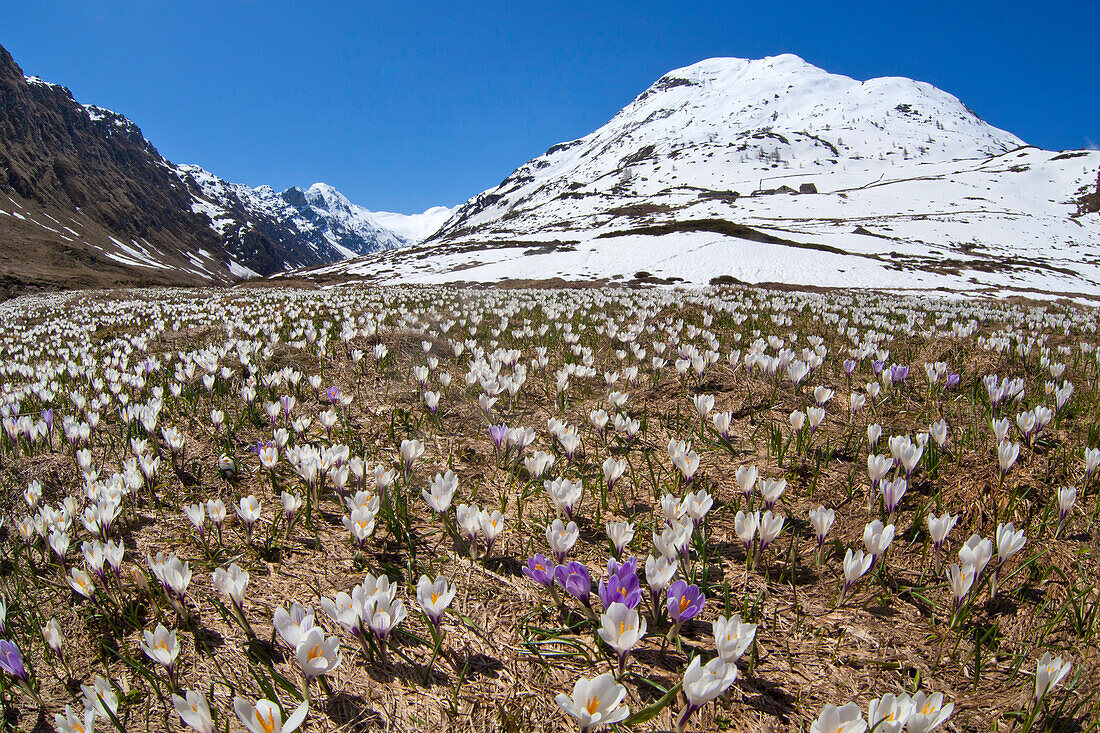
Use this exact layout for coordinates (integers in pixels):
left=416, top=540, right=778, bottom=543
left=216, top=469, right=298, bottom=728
left=369, top=205, right=458, bottom=242
left=306, top=55, right=1100, bottom=298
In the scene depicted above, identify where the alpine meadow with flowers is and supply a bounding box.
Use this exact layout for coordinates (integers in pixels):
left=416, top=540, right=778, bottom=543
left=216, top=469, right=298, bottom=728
left=0, top=282, right=1096, bottom=732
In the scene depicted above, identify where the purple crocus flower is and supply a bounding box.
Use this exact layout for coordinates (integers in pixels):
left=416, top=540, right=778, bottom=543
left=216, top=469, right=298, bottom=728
left=599, top=570, right=642, bottom=610
left=554, top=562, right=591, bottom=607
left=607, top=555, right=637, bottom=579
left=521, top=554, right=557, bottom=588
left=872, top=360, right=886, bottom=375
left=843, top=359, right=857, bottom=376
left=666, top=580, right=704, bottom=623
left=945, top=372, right=961, bottom=388
left=0, top=640, right=28, bottom=683
left=488, top=424, right=508, bottom=449
left=326, top=386, right=342, bottom=404
left=890, top=364, right=910, bottom=385
left=41, top=408, right=53, bottom=432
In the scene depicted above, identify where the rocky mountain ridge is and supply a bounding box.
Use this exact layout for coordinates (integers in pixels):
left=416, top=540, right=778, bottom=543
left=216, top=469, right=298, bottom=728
left=0, top=43, right=416, bottom=297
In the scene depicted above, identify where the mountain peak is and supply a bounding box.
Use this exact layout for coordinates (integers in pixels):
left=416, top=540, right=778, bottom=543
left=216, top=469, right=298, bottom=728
left=661, top=53, right=820, bottom=81
left=429, top=54, right=1039, bottom=246
left=304, top=182, right=351, bottom=210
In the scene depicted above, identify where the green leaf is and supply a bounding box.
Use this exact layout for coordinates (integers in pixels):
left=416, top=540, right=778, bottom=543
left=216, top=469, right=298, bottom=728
left=622, top=679, right=682, bottom=726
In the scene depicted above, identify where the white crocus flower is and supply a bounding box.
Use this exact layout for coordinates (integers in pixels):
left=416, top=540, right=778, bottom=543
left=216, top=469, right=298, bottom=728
left=479, top=508, right=505, bottom=554
left=294, top=626, right=342, bottom=679
left=734, top=510, right=759, bottom=551
left=958, top=534, right=994, bottom=578
left=172, top=690, right=215, bottom=733
left=946, top=562, right=976, bottom=615
left=81, top=674, right=119, bottom=719
left=868, top=692, right=913, bottom=733
left=422, top=470, right=458, bottom=514
left=808, top=506, right=835, bottom=546
left=320, top=591, right=360, bottom=634
left=523, top=451, right=555, bottom=479
left=233, top=697, right=308, bottom=733
left=597, top=602, right=646, bottom=671
left=678, top=656, right=739, bottom=728
left=274, top=603, right=315, bottom=649
left=206, top=498, right=227, bottom=529
left=925, top=511, right=957, bottom=550
left=681, top=489, right=713, bottom=524
left=998, top=440, right=1020, bottom=474
left=54, top=705, right=95, bottom=733
left=907, top=692, right=954, bottom=733
left=140, top=623, right=179, bottom=673
left=212, top=563, right=249, bottom=610
left=759, top=478, right=786, bottom=510
left=399, top=438, right=424, bottom=471
left=363, top=594, right=407, bottom=641
left=842, top=548, right=873, bottom=598
left=555, top=672, right=629, bottom=732
left=862, top=520, right=895, bottom=562
left=692, top=394, right=714, bottom=420
left=416, top=574, right=457, bottom=626
left=712, top=410, right=733, bottom=437
left=713, top=613, right=756, bottom=663
left=1056, top=486, right=1076, bottom=536
left=734, top=465, right=758, bottom=499
left=1034, top=652, right=1071, bottom=703
left=235, top=495, right=262, bottom=535
left=183, top=503, right=206, bottom=537
left=809, top=702, right=866, bottom=733
left=645, top=554, right=677, bottom=597
left=343, top=505, right=376, bottom=547
left=546, top=519, right=580, bottom=563
left=995, top=522, right=1026, bottom=564
left=758, top=510, right=784, bottom=551
left=606, top=521, right=635, bottom=557
left=601, top=457, right=627, bottom=490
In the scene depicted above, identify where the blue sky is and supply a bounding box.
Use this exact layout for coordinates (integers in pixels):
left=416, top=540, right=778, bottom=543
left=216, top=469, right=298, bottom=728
left=5, top=1, right=1097, bottom=213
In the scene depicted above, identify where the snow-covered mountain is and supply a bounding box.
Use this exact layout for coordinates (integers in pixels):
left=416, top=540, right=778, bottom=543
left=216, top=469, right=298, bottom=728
left=174, top=166, right=411, bottom=273
left=369, top=205, right=458, bottom=242
left=309, top=55, right=1100, bottom=299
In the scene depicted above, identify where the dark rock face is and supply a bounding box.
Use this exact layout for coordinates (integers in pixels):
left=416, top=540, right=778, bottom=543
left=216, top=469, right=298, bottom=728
left=1079, top=171, right=1100, bottom=216
left=0, top=44, right=226, bottom=270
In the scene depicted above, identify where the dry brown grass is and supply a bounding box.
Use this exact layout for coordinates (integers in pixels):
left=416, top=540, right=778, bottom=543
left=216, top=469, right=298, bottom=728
left=0, top=284, right=1098, bottom=732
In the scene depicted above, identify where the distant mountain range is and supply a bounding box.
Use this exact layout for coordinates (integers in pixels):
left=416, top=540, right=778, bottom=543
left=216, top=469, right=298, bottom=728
left=0, top=42, right=452, bottom=298
left=3, top=42, right=1098, bottom=299
left=313, top=55, right=1100, bottom=299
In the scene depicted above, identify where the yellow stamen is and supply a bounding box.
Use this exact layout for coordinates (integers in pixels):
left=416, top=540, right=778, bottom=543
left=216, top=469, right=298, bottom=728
left=431, top=591, right=440, bottom=604
left=586, top=694, right=600, bottom=715
left=680, top=595, right=690, bottom=613
left=307, top=643, right=323, bottom=661
left=256, top=710, right=276, bottom=733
